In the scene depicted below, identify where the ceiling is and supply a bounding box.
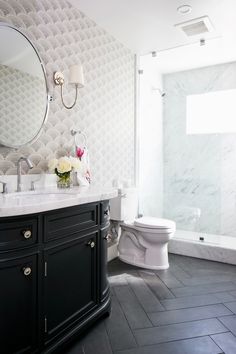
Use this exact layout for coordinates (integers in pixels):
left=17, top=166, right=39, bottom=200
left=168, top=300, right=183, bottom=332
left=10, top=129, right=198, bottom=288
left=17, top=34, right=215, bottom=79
left=69, top=0, right=236, bottom=73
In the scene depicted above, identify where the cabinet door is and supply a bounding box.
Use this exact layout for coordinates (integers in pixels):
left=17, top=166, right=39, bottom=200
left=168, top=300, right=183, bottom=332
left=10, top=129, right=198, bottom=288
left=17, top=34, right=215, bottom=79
left=44, top=232, right=98, bottom=343
left=100, top=228, right=109, bottom=301
left=0, top=254, right=38, bottom=354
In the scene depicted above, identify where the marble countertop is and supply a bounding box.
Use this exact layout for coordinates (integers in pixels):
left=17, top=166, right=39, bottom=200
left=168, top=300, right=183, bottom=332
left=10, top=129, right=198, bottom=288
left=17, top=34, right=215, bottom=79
left=0, top=186, right=118, bottom=217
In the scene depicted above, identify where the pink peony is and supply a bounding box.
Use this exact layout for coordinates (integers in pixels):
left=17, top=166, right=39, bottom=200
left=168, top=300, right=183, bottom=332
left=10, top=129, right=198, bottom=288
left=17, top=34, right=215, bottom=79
left=76, top=147, right=84, bottom=159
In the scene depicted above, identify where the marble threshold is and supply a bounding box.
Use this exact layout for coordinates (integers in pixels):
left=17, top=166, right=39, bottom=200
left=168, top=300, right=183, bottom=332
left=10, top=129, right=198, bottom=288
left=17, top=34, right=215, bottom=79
left=169, top=229, right=236, bottom=266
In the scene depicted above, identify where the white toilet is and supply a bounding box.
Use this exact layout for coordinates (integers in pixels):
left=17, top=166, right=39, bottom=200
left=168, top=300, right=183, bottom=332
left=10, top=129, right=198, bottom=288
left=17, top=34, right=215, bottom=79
left=110, top=188, right=176, bottom=270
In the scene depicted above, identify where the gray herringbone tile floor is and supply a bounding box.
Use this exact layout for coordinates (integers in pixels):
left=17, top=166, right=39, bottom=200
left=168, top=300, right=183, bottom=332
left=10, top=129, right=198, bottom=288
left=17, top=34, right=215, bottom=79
left=66, top=254, right=236, bottom=354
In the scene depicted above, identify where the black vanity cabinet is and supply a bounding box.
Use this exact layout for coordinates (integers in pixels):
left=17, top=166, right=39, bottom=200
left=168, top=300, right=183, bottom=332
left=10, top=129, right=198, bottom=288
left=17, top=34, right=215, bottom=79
left=0, top=252, right=38, bottom=354
left=0, top=201, right=110, bottom=354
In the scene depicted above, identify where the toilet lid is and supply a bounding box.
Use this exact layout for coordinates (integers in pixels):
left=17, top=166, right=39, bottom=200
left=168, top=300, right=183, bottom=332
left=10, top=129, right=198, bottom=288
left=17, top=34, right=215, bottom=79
left=134, top=217, right=176, bottom=230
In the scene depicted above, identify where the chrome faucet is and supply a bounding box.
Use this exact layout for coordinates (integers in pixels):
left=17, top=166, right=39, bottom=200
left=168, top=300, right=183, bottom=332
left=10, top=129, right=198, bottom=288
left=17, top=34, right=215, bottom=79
left=0, top=181, right=7, bottom=194
left=17, top=157, right=33, bottom=192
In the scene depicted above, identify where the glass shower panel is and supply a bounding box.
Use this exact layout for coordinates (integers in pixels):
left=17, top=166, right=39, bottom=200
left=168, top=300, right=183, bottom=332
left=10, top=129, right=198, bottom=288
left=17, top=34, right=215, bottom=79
left=162, top=63, right=236, bottom=236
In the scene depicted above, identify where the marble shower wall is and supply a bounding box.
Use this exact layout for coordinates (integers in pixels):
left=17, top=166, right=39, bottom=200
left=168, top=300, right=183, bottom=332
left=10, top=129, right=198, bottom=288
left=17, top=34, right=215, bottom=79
left=0, top=0, right=135, bottom=186
left=163, top=61, right=236, bottom=237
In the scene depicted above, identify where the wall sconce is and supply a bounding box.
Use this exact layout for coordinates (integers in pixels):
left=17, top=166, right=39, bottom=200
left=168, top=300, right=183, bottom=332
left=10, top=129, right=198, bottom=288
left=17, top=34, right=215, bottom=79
left=53, top=64, right=84, bottom=109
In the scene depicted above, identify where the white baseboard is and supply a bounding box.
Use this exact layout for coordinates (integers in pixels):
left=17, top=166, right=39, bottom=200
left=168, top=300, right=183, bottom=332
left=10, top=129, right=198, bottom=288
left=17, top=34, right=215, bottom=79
left=108, top=242, right=118, bottom=262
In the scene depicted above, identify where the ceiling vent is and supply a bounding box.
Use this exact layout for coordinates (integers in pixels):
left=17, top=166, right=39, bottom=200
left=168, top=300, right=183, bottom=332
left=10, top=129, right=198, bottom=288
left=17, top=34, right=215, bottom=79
left=175, top=16, right=214, bottom=37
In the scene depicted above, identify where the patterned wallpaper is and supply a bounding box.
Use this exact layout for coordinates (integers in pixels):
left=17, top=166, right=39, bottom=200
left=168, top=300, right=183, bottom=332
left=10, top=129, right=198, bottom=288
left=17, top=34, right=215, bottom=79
left=0, top=64, right=45, bottom=147
left=0, top=0, right=135, bottom=186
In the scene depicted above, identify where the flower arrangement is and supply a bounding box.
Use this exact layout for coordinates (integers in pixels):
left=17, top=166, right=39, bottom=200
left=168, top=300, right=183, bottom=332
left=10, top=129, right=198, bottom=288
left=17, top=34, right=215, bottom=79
left=48, top=156, right=81, bottom=188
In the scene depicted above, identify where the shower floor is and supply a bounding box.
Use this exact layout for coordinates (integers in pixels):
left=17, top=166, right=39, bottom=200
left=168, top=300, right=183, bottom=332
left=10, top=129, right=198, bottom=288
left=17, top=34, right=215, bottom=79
left=169, top=229, right=236, bottom=266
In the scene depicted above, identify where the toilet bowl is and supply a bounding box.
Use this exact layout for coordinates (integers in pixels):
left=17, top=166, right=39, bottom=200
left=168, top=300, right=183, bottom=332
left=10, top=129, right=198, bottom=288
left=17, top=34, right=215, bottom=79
left=118, top=217, right=176, bottom=269
left=110, top=188, right=176, bottom=270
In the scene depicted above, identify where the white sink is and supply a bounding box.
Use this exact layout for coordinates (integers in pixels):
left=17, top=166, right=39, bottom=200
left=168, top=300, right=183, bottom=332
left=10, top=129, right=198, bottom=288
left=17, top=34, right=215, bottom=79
left=1, top=189, right=78, bottom=206
left=5, top=191, right=72, bottom=197
left=0, top=186, right=117, bottom=217
left=4, top=189, right=74, bottom=196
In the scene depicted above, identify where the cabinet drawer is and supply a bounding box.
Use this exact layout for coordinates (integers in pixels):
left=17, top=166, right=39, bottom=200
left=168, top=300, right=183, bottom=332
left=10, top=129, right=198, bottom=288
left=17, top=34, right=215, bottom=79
left=100, top=200, right=110, bottom=226
left=44, top=203, right=98, bottom=242
left=0, top=217, right=38, bottom=250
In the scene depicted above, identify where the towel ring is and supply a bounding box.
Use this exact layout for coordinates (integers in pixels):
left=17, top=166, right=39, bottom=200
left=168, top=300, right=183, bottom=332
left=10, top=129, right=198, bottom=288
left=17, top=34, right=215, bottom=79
left=71, top=129, right=87, bottom=147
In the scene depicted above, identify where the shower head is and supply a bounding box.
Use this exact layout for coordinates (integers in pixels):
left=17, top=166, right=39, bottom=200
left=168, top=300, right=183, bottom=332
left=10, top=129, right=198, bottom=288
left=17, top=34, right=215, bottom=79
left=152, top=87, right=166, bottom=97
left=160, top=91, right=166, bottom=97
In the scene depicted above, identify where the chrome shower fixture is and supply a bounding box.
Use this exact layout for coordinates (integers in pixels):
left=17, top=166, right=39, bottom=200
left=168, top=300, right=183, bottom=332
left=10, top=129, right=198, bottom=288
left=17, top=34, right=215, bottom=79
left=152, top=87, right=166, bottom=97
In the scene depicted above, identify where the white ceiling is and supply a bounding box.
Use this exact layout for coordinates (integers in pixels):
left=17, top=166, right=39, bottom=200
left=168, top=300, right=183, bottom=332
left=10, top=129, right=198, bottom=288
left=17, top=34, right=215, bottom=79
left=69, top=0, right=236, bottom=73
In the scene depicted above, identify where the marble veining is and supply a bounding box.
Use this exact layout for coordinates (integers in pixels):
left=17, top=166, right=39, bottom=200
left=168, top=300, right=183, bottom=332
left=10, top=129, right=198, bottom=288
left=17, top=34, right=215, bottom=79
left=163, top=61, right=236, bottom=237
left=169, top=230, right=236, bottom=265
left=0, top=186, right=118, bottom=217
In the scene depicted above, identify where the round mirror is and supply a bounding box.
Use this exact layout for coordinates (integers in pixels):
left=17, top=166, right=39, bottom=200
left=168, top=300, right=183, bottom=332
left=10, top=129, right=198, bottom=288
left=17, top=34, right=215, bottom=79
left=0, top=23, right=49, bottom=148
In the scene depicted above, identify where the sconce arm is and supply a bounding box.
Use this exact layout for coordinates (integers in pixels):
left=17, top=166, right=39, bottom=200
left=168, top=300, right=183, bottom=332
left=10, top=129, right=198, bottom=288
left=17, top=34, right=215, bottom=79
left=60, top=84, right=78, bottom=110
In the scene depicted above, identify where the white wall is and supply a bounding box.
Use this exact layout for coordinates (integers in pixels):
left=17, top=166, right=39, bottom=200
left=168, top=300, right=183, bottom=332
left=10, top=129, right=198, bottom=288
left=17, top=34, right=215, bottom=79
left=138, top=54, right=163, bottom=217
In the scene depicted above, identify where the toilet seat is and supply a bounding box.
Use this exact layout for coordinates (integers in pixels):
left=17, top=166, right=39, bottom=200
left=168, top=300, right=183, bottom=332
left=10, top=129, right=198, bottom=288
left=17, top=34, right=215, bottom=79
left=134, top=216, right=176, bottom=230
left=124, top=224, right=175, bottom=234
left=122, top=218, right=175, bottom=235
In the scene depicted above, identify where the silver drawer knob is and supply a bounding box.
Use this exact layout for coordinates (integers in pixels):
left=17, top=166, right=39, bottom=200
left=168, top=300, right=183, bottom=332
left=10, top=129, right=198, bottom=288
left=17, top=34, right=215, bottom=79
left=22, top=230, right=32, bottom=239
left=87, top=240, right=95, bottom=248
left=23, top=267, right=32, bottom=276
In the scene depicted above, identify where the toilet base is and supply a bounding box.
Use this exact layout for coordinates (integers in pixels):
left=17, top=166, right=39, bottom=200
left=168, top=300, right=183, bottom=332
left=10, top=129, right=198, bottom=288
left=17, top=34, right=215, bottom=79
left=118, top=225, right=173, bottom=270
left=118, top=254, right=169, bottom=270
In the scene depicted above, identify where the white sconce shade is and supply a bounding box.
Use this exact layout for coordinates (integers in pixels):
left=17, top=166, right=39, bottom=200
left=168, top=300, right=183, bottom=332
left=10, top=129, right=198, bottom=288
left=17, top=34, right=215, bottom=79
left=53, top=63, right=85, bottom=109
left=69, top=64, right=84, bottom=87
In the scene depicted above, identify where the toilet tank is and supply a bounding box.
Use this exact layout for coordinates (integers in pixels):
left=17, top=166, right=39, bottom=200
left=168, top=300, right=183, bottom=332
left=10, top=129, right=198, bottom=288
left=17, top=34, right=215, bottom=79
left=110, top=187, right=138, bottom=221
